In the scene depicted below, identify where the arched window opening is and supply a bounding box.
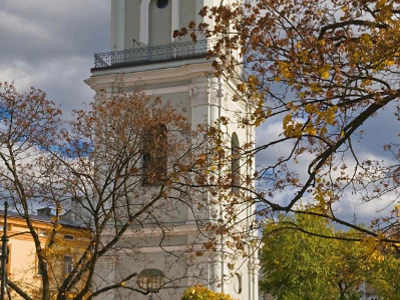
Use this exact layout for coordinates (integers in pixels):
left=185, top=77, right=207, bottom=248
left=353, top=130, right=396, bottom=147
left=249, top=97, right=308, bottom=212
left=149, top=0, right=172, bottom=45
left=140, top=0, right=179, bottom=45
left=157, top=0, right=169, bottom=9
left=234, top=272, right=243, bottom=294
left=143, top=124, right=168, bottom=185
left=231, top=133, right=240, bottom=195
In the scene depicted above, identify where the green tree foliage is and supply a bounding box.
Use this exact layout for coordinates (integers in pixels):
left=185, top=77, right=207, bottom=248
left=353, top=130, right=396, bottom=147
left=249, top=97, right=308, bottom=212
left=260, top=212, right=400, bottom=300
left=181, top=284, right=235, bottom=300
left=366, top=245, right=400, bottom=299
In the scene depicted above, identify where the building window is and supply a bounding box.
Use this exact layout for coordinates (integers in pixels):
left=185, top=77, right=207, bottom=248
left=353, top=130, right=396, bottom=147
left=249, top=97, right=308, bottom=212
left=234, top=272, right=242, bottom=294
left=0, top=246, right=10, bottom=275
left=38, top=229, right=48, bottom=237
left=63, top=255, right=74, bottom=276
left=157, top=0, right=169, bottom=9
left=37, top=260, right=48, bottom=276
left=231, top=133, right=240, bottom=195
left=64, top=234, right=74, bottom=241
left=142, top=124, right=168, bottom=185
left=0, top=223, right=12, bottom=232
left=140, top=0, right=177, bottom=44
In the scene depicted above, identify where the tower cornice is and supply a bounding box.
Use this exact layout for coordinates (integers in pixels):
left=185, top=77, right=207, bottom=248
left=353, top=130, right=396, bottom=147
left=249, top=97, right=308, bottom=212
left=86, top=62, right=214, bottom=91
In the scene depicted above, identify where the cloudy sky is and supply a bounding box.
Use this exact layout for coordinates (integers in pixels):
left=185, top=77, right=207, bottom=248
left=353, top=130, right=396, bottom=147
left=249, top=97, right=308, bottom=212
left=0, top=0, right=110, bottom=116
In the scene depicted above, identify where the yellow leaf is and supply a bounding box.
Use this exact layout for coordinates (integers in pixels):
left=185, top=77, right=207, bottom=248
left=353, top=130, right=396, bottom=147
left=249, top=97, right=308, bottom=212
left=254, top=117, right=264, bottom=127
left=305, top=125, right=317, bottom=135
left=361, top=34, right=372, bottom=45
left=321, top=71, right=330, bottom=79
left=283, top=114, right=292, bottom=127
left=376, top=0, right=386, bottom=9
left=248, top=75, right=257, bottom=84
left=310, top=83, right=322, bottom=93
left=305, top=104, right=315, bottom=113
left=278, top=61, right=292, bottom=79
left=238, top=83, right=247, bottom=93
left=274, top=76, right=281, bottom=82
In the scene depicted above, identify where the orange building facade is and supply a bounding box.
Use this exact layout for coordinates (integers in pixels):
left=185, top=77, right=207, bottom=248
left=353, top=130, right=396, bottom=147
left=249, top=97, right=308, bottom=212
left=0, top=211, right=90, bottom=299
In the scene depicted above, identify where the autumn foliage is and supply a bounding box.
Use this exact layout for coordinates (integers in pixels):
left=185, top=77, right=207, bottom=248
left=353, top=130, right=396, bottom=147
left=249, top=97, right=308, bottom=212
left=175, top=0, right=400, bottom=244
left=0, top=82, right=212, bottom=300
left=181, top=284, right=234, bottom=300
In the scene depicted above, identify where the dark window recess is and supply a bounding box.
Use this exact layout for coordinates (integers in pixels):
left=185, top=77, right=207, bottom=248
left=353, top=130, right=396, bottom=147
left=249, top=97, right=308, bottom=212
left=63, top=255, right=74, bottom=276
left=157, top=0, right=169, bottom=9
left=0, top=246, right=10, bottom=275
left=64, top=234, right=74, bottom=240
left=37, top=261, right=48, bottom=276
left=234, top=273, right=242, bottom=294
left=231, top=133, right=240, bottom=195
left=142, top=124, right=168, bottom=185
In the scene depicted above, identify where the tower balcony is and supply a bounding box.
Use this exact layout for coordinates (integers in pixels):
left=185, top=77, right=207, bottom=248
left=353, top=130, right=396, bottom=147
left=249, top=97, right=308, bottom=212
left=92, top=40, right=210, bottom=70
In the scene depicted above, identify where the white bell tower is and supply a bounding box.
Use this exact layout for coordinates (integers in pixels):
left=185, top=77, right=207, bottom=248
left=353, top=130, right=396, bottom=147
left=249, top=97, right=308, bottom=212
left=86, top=0, right=258, bottom=299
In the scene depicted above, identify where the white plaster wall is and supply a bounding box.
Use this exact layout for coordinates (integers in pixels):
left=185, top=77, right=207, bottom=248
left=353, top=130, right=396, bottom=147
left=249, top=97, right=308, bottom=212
left=149, top=0, right=172, bottom=45
left=111, top=0, right=244, bottom=49
left=91, top=1, right=256, bottom=298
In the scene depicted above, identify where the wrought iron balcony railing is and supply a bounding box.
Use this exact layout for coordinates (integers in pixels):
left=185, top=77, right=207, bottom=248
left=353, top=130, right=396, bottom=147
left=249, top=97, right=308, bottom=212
left=93, top=40, right=209, bottom=69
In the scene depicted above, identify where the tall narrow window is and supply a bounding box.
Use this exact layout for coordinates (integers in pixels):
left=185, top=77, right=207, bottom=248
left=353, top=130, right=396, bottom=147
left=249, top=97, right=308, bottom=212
left=37, top=260, right=48, bottom=276
left=231, top=133, right=240, bottom=195
left=1, top=246, right=11, bottom=276
left=143, top=124, right=168, bottom=185
left=149, top=0, right=172, bottom=45
left=234, top=272, right=243, bottom=294
left=63, top=255, right=74, bottom=276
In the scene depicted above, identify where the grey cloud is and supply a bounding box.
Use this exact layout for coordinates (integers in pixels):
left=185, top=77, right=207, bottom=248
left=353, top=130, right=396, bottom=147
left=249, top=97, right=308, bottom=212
left=353, top=103, right=399, bottom=158
left=0, top=0, right=110, bottom=115
left=1, top=0, right=110, bottom=63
